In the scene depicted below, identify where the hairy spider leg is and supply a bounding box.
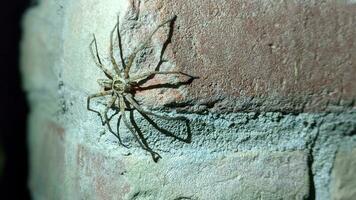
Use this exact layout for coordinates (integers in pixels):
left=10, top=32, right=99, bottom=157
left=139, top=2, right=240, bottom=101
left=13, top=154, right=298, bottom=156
left=103, top=95, right=127, bottom=146
left=109, top=24, right=121, bottom=74
left=90, top=34, right=114, bottom=78
left=87, top=90, right=113, bottom=125
left=94, top=94, right=128, bottom=147
left=119, top=96, right=161, bottom=160
left=116, top=15, right=126, bottom=70
left=103, top=95, right=117, bottom=125
left=124, top=16, right=176, bottom=79
left=125, top=94, right=187, bottom=121
left=112, top=114, right=130, bottom=147
left=105, top=111, right=128, bottom=147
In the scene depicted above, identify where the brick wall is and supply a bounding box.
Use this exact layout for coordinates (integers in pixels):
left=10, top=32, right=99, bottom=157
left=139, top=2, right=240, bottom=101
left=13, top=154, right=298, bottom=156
left=21, top=0, right=356, bottom=199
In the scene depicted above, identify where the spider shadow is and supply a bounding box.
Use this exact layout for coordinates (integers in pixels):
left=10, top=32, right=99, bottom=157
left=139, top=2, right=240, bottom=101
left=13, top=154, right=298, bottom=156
left=127, top=109, right=191, bottom=162
left=137, top=16, right=199, bottom=87
left=156, top=15, right=176, bottom=71
left=136, top=76, right=196, bottom=91
left=107, top=102, right=192, bottom=162
left=136, top=16, right=199, bottom=91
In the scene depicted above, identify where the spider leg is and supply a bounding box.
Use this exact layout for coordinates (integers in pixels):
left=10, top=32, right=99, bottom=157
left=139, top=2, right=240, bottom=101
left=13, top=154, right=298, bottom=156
left=103, top=95, right=117, bottom=125
left=106, top=110, right=128, bottom=148
left=125, top=93, right=187, bottom=121
left=102, top=95, right=129, bottom=147
left=109, top=24, right=121, bottom=74
left=119, top=96, right=161, bottom=161
left=130, top=71, right=191, bottom=83
left=90, top=34, right=114, bottom=78
left=87, top=90, right=113, bottom=125
left=116, top=15, right=126, bottom=70
left=124, top=16, right=176, bottom=79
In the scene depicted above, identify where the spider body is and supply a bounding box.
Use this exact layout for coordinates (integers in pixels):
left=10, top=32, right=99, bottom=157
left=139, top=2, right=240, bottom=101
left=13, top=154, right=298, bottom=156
left=98, top=76, right=133, bottom=94
left=87, top=15, right=193, bottom=161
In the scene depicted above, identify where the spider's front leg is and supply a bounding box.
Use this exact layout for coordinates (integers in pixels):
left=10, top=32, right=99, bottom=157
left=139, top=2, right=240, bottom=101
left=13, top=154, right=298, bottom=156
left=90, top=34, right=114, bottom=78
left=115, top=15, right=126, bottom=70
left=87, top=90, right=113, bottom=125
left=109, top=24, right=121, bottom=75
left=109, top=16, right=129, bottom=75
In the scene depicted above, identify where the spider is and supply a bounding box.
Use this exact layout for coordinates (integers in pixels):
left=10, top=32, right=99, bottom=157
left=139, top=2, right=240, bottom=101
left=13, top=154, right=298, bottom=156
left=87, top=15, right=193, bottom=161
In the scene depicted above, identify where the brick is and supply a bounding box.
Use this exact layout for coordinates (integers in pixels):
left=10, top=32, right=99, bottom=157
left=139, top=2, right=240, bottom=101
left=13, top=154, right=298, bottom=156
left=74, top=144, right=130, bottom=200
left=151, top=0, right=356, bottom=112
left=331, top=149, right=356, bottom=200
left=28, top=117, right=66, bottom=200
left=71, top=147, right=309, bottom=200
left=22, top=1, right=356, bottom=200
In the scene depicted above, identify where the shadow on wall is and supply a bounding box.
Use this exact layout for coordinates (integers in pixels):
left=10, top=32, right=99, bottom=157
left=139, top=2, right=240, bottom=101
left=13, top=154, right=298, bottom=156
left=0, top=0, right=32, bottom=199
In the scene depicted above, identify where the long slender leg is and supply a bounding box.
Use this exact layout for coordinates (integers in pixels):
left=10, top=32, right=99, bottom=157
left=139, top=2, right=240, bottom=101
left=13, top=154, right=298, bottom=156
left=100, top=95, right=128, bottom=147
left=116, top=15, right=126, bottom=70
left=87, top=90, right=113, bottom=124
left=130, top=71, right=192, bottom=83
left=125, top=94, right=187, bottom=121
left=103, top=96, right=127, bottom=146
left=109, top=24, right=121, bottom=74
left=106, top=112, right=128, bottom=147
left=90, top=34, right=114, bottom=78
left=119, top=96, right=161, bottom=161
left=103, top=95, right=117, bottom=125
left=124, top=16, right=176, bottom=79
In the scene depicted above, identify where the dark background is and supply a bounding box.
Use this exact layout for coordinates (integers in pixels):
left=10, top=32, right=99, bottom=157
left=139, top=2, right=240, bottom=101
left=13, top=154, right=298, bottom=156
left=0, top=0, right=32, bottom=199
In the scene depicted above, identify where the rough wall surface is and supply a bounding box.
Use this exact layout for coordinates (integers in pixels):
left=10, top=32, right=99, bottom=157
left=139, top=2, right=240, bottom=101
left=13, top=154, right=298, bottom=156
left=21, top=0, right=356, bottom=200
left=331, top=149, right=356, bottom=200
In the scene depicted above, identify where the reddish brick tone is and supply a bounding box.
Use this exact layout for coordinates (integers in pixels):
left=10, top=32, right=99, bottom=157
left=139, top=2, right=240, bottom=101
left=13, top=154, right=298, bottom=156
left=150, top=0, right=356, bottom=112
left=29, top=120, right=66, bottom=199
left=75, top=145, right=130, bottom=200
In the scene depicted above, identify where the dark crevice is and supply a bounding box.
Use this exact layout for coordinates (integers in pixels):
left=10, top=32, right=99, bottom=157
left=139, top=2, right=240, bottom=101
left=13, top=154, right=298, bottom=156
left=0, top=0, right=32, bottom=199
left=307, top=151, right=316, bottom=200
left=306, top=122, right=321, bottom=200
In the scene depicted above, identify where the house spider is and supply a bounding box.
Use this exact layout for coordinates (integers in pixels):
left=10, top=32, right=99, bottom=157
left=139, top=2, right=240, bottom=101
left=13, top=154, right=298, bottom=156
left=87, top=15, right=193, bottom=161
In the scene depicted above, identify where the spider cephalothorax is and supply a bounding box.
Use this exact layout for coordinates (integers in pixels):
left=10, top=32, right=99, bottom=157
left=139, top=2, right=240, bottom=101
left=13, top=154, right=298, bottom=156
left=87, top=15, right=194, bottom=161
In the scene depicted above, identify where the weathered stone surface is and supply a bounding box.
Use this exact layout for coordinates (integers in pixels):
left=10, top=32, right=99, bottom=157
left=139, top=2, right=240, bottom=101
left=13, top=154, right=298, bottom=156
left=331, top=149, right=356, bottom=200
